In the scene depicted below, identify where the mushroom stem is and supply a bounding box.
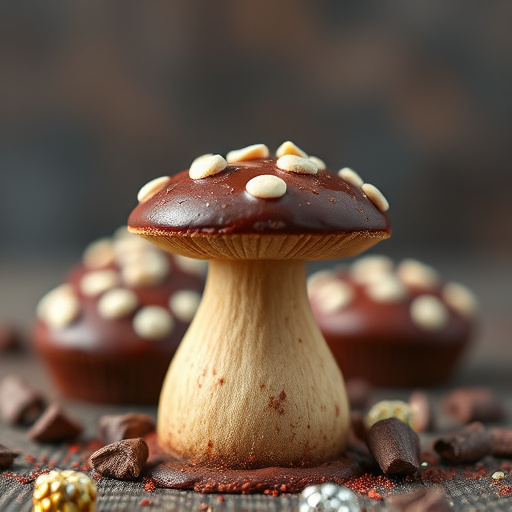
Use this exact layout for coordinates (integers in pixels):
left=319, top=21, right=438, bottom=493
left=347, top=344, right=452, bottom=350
left=158, top=259, right=350, bottom=469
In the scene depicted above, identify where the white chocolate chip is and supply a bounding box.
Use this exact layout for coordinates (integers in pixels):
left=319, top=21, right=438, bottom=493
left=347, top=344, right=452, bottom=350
left=397, top=259, right=439, bottom=289
left=137, top=176, right=169, bottom=203
left=315, top=280, right=354, bottom=314
left=276, top=141, right=308, bottom=159
left=169, top=290, right=202, bottom=323
left=366, top=276, right=407, bottom=303
left=443, top=282, right=478, bottom=318
left=338, top=167, right=364, bottom=188
left=350, top=255, right=394, bottom=284
left=191, top=153, right=214, bottom=166
left=189, top=154, right=227, bottom=180
left=97, top=288, right=138, bottom=319
left=174, top=254, right=208, bottom=276
left=276, top=155, right=318, bottom=175
left=37, top=285, right=80, bottom=329
left=246, top=175, right=287, bottom=199
left=308, top=156, right=326, bottom=170
left=226, top=144, right=269, bottom=163
left=133, top=306, right=174, bottom=340
left=83, top=238, right=115, bottom=269
left=307, top=270, right=335, bottom=296
left=80, top=270, right=119, bottom=297
left=410, top=295, right=448, bottom=331
left=122, top=252, right=169, bottom=286
left=361, top=183, right=389, bottom=212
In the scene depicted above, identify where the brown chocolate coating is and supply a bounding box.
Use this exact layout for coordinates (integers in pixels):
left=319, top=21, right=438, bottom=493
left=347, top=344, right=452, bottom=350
left=128, top=159, right=390, bottom=236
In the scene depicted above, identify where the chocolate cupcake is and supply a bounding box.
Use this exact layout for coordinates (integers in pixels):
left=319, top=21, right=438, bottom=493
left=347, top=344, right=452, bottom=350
left=308, top=255, right=477, bottom=387
left=33, top=227, right=206, bottom=404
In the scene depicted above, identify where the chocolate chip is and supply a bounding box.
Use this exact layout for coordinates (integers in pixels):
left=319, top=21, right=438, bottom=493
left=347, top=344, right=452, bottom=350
left=28, top=404, right=82, bottom=442
left=0, top=376, right=45, bottom=425
left=433, top=422, right=492, bottom=464
left=388, top=487, right=451, bottom=512
left=490, top=428, right=512, bottom=458
left=442, top=387, right=504, bottom=424
left=89, top=438, right=148, bottom=480
left=99, top=413, right=155, bottom=445
left=345, top=378, right=372, bottom=410
left=0, top=444, right=21, bottom=468
left=409, top=390, right=434, bottom=433
left=366, top=418, right=420, bottom=475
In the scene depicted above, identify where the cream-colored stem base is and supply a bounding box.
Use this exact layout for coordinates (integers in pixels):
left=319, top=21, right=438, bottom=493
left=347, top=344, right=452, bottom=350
left=157, top=259, right=350, bottom=468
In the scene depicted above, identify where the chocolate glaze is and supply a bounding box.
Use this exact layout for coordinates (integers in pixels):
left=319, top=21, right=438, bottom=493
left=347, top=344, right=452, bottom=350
left=128, top=159, right=390, bottom=236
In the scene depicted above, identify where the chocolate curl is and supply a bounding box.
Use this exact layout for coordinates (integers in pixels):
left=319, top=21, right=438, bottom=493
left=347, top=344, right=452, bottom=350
left=433, top=422, right=492, bottom=464
left=491, top=428, right=512, bottom=458
left=442, top=387, right=503, bottom=424
left=0, top=375, right=45, bottom=425
left=367, top=418, right=420, bottom=475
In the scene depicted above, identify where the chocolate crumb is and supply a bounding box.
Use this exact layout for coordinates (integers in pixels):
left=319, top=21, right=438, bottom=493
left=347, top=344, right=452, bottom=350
left=0, top=375, right=45, bottom=425
left=491, top=428, right=512, bottom=458
left=90, top=437, right=148, bottom=480
left=388, top=487, right=451, bottom=511
left=28, top=404, right=82, bottom=442
left=442, top=387, right=504, bottom=424
left=0, top=444, right=21, bottom=468
left=367, top=418, right=420, bottom=476
left=99, top=413, right=155, bottom=445
left=433, top=422, right=492, bottom=464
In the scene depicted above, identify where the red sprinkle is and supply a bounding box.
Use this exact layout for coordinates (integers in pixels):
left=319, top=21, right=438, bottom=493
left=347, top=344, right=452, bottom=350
left=368, top=489, right=383, bottom=501
left=139, top=499, right=151, bottom=506
left=143, top=477, right=156, bottom=493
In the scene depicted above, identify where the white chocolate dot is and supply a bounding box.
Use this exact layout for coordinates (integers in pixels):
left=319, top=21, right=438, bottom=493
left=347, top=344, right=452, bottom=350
left=276, top=155, right=318, bottom=175
left=397, top=259, right=439, bottom=289
left=83, top=238, right=115, bottom=269
left=37, top=285, right=80, bottom=329
left=366, top=276, right=407, bottom=303
left=361, top=183, right=389, bottom=212
left=113, top=226, right=132, bottom=239
left=174, top=254, right=208, bottom=276
left=350, top=255, right=394, bottom=284
left=114, top=235, right=156, bottom=263
left=97, top=288, right=138, bottom=319
left=443, top=282, right=478, bottom=318
left=308, top=156, right=326, bottom=170
left=133, top=306, right=174, bottom=340
left=226, top=144, right=269, bottom=163
left=276, top=141, right=308, bottom=159
left=338, top=167, right=364, bottom=188
left=315, top=281, right=354, bottom=314
left=246, top=175, right=287, bottom=199
left=169, top=290, right=202, bottom=323
left=191, top=153, right=214, bottom=166
left=80, top=270, right=119, bottom=297
left=307, top=270, right=335, bottom=296
left=189, top=154, right=227, bottom=180
left=410, top=295, right=448, bottom=331
left=122, top=252, right=170, bottom=286
left=137, top=176, right=169, bottom=203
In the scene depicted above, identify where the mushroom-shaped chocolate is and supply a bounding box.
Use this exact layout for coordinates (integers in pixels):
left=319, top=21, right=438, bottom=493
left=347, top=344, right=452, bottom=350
left=128, top=142, right=390, bottom=469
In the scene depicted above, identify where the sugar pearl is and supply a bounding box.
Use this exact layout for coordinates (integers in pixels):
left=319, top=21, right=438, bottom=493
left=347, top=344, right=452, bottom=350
left=410, top=295, right=448, bottom=331
left=246, top=175, right=287, bottom=199
left=276, top=141, right=308, bottom=159
left=137, top=176, right=169, bottom=203
left=315, top=281, right=354, bottom=314
left=443, top=282, right=478, bottom=318
left=398, top=259, right=439, bottom=289
left=37, top=285, right=80, bottom=329
left=361, top=183, right=389, bottom=212
left=82, top=238, right=115, bottom=269
left=169, top=290, right=202, bottom=323
left=189, top=154, right=227, bottom=180
left=308, top=156, right=326, bottom=170
left=98, top=288, right=138, bottom=319
left=338, top=167, right=364, bottom=188
left=276, top=155, right=318, bottom=175
left=133, top=306, right=174, bottom=340
left=226, top=144, right=269, bottom=163
left=80, top=270, right=119, bottom=297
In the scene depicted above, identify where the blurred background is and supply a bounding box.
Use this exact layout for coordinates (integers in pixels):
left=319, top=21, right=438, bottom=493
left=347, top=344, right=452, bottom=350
left=0, top=1, right=511, bottom=379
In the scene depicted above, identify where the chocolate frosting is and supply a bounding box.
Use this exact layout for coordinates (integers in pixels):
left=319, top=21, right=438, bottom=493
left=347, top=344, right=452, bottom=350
left=128, top=159, right=390, bottom=236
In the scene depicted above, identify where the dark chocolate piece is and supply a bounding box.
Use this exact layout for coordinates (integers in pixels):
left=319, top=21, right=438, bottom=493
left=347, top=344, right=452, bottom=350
left=99, top=413, right=155, bottom=445
left=409, top=390, right=434, bottom=433
left=388, top=487, right=451, bottom=512
left=0, top=444, right=21, bottom=468
left=491, top=428, right=512, bottom=458
left=346, top=378, right=372, bottom=410
left=442, top=387, right=503, bottom=424
left=90, top=438, right=148, bottom=480
left=0, top=322, right=21, bottom=352
left=28, top=404, right=82, bottom=442
left=366, top=418, right=420, bottom=475
left=0, top=376, right=45, bottom=425
left=433, top=422, right=491, bottom=464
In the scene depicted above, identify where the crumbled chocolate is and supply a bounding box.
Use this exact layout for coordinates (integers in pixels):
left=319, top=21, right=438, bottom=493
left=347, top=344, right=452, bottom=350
left=433, top=422, right=492, bottom=464
left=409, top=390, right=434, bottom=433
left=491, top=428, right=512, bottom=458
left=0, top=375, right=45, bottom=425
left=442, top=387, right=504, bottom=424
left=90, top=438, right=148, bottom=480
left=367, top=418, right=420, bottom=476
left=388, top=487, right=451, bottom=511
left=28, top=404, right=82, bottom=443
left=99, top=413, right=155, bottom=445
left=345, top=378, right=372, bottom=410
left=0, top=443, right=21, bottom=468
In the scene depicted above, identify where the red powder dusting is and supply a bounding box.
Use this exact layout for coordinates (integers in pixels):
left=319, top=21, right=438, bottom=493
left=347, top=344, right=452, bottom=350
left=67, top=444, right=81, bottom=454
left=368, top=489, right=383, bottom=501
left=93, top=473, right=102, bottom=481
left=215, top=496, right=225, bottom=502
left=420, top=467, right=456, bottom=484
left=25, top=455, right=38, bottom=466
left=344, top=473, right=394, bottom=497
left=143, top=477, right=156, bottom=492
left=499, top=486, right=512, bottom=497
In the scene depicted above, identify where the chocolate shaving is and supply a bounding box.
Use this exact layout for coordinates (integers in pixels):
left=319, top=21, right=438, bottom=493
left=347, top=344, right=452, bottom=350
left=0, top=443, right=21, bottom=468
left=433, top=422, right=492, bottom=464
left=28, top=404, right=82, bottom=442
left=90, top=438, right=148, bottom=480
left=442, top=387, right=503, bottom=424
left=366, top=418, right=420, bottom=476
left=490, top=428, right=512, bottom=458
left=388, top=487, right=451, bottom=512
left=99, top=413, right=155, bottom=445
left=0, top=375, right=45, bottom=425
